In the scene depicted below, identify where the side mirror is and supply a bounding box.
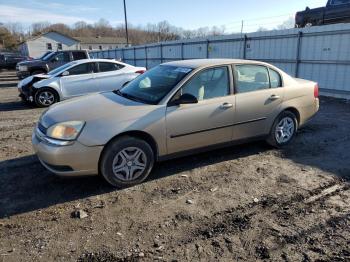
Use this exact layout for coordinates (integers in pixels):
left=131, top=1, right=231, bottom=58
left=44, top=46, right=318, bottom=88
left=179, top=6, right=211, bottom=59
left=61, top=71, right=69, bottom=76
left=170, top=93, right=198, bottom=106
left=51, top=57, right=59, bottom=62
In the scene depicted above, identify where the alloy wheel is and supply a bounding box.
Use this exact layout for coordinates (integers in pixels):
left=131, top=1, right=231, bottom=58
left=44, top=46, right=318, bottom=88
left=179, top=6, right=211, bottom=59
left=112, top=147, right=147, bottom=181
left=38, top=91, right=55, bottom=106
left=275, top=116, right=295, bottom=144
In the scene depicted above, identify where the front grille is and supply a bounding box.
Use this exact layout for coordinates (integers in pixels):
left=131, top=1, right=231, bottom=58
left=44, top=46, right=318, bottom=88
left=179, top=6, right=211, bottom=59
left=38, top=123, right=47, bottom=135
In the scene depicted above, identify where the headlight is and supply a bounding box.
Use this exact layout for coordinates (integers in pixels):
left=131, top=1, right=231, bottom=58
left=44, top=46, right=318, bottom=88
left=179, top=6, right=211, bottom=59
left=46, top=121, right=85, bottom=141
left=19, top=65, right=28, bottom=71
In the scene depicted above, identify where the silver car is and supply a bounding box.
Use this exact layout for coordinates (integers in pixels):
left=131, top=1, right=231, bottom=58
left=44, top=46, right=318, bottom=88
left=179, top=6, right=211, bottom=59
left=32, top=59, right=319, bottom=188
left=18, top=59, right=146, bottom=107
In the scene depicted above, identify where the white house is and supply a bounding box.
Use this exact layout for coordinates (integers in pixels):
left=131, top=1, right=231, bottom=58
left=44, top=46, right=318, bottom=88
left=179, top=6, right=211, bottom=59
left=19, top=31, right=128, bottom=58
left=18, top=31, right=79, bottom=58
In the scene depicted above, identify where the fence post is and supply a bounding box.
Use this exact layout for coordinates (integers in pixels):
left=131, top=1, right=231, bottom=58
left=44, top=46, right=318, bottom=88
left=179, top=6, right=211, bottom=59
left=133, top=47, right=136, bottom=66
left=243, top=34, right=248, bottom=59
left=145, top=46, right=148, bottom=68
left=206, top=40, right=210, bottom=58
left=160, top=43, right=163, bottom=63
left=295, top=31, right=303, bottom=78
left=181, top=43, right=184, bottom=60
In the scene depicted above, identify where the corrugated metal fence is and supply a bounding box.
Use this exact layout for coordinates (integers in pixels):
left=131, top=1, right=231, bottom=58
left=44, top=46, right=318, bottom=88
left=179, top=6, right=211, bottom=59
left=90, top=23, right=350, bottom=98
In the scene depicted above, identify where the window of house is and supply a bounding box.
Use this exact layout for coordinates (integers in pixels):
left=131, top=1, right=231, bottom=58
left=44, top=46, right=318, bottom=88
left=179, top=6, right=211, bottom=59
left=57, top=43, right=62, bottom=50
left=89, top=46, right=92, bottom=50
left=98, top=62, right=125, bottom=72
left=47, top=43, right=52, bottom=50
left=235, top=65, right=270, bottom=93
left=99, top=45, right=103, bottom=50
left=181, top=67, right=230, bottom=101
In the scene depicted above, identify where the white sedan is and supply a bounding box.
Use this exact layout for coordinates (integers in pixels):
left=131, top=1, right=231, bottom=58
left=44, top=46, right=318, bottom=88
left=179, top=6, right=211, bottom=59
left=18, top=59, right=146, bottom=107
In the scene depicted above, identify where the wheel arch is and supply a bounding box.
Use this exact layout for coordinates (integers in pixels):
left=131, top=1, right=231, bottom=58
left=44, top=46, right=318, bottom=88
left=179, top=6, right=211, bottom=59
left=282, top=107, right=300, bottom=126
left=98, top=130, right=159, bottom=174
left=35, top=86, right=61, bottom=102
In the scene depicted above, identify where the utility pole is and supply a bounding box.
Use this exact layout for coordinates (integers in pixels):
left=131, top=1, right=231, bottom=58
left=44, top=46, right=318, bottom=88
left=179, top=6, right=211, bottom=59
left=123, top=0, right=129, bottom=46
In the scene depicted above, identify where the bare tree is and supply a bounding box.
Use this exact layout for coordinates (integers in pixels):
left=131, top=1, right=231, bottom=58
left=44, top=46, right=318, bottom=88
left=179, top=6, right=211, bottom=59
left=276, top=17, right=295, bottom=30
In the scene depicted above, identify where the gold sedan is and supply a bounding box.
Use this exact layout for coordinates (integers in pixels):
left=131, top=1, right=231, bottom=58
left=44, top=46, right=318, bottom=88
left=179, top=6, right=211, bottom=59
left=32, top=59, right=319, bottom=187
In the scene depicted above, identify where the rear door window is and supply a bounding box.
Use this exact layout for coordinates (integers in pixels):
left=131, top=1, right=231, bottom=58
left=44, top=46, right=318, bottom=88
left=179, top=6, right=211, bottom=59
left=72, top=52, right=87, bottom=60
left=235, top=65, right=270, bottom=94
left=98, top=62, right=124, bottom=72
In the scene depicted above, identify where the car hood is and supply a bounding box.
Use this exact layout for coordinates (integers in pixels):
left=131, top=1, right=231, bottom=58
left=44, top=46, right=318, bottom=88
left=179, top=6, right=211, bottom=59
left=40, top=92, right=159, bottom=128
left=18, top=74, right=52, bottom=87
left=18, top=59, right=45, bottom=66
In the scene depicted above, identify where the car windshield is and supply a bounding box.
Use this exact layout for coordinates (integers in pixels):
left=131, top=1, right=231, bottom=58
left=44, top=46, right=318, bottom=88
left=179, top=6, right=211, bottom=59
left=47, top=62, right=76, bottom=76
left=117, top=65, right=192, bottom=104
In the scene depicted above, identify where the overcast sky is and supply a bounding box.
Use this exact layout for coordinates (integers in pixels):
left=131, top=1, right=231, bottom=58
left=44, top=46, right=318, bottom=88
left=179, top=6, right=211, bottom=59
left=0, top=0, right=326, bottom=32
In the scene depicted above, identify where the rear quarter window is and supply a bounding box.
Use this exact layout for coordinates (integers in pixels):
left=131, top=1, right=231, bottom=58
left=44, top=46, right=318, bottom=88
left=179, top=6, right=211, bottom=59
left=269, top=68, right=282, bottom=88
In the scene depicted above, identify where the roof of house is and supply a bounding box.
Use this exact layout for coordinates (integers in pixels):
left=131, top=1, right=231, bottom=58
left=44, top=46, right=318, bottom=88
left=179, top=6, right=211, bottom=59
left=19, top=30, right=79, bottom=45
left=19, top=31, right=127, bottom=45
left=74, top=37, right=127, bottom=44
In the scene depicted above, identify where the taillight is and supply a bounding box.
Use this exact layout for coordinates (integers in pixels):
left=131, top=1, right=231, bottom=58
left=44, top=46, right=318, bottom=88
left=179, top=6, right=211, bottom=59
left=314, top=83, right=319, bottom=98
left=135, top=70, right=146, bottom=74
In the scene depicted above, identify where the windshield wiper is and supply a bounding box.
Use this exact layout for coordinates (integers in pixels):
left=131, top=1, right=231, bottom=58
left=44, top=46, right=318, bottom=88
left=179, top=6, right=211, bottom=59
left=114, top=90, right=146, bottom=104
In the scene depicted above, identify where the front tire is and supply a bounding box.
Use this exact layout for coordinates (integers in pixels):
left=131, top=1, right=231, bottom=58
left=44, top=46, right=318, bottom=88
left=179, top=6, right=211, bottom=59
left=100, top=136, right=155, bottom=188
left=34, top=88, right=58, bottom=107
left=267, top=111, right=298, bottom=148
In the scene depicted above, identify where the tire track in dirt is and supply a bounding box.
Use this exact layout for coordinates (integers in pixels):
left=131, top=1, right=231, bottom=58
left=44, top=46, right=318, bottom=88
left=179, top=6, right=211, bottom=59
left=154, top=180, right=350, bottom=260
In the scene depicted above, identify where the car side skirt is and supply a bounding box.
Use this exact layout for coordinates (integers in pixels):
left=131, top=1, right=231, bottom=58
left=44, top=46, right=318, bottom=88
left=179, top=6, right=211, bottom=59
left=158, top=135, right=268, bottom=162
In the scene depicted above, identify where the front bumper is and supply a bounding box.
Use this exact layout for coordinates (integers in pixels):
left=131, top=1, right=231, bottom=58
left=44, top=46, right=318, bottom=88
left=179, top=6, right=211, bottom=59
left=16, top=70, right=30, bottom=79
left=32, top=129, right=103, bottom=177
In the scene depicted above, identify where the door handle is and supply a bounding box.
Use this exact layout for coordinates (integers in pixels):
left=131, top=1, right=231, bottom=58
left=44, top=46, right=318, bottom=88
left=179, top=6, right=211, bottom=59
left=269, top=94, right=280, bottom=100
left=220, top=103, right=233, bottom=109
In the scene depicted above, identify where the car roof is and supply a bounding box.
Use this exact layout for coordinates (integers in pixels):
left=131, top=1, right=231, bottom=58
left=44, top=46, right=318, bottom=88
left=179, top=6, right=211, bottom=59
left=74, top=59, right=126, bottom=64
left=163, top=59, right=270, bottom=69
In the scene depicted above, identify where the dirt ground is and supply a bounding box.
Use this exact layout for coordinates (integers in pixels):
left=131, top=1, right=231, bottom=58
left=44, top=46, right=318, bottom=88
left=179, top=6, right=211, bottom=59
left=0, top=70, right=349, bottom=262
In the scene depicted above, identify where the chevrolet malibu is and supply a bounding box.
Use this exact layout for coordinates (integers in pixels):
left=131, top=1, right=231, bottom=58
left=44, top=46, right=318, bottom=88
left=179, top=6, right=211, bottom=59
left=32, top=59, right=319, bottom=187
left=18, top=59, right=146, bottom=107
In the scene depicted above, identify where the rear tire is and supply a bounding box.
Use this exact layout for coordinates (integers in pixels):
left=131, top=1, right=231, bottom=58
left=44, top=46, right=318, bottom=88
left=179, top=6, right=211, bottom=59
left=100, top=136, right=155, bottom=188
left=34, top=88, right=58, bottom=107
left=267, top=111, right=298, bottom=148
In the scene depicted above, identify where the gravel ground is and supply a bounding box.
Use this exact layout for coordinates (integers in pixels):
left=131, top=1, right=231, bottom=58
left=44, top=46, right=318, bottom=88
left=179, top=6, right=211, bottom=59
left=0, top=70, right=349, bottom=262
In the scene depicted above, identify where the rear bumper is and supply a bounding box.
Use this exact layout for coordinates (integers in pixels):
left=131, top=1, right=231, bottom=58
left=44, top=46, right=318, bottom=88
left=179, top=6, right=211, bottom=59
left=299, top=98, right=320, bottom=127
left=32, top=131, right=103, bottom=177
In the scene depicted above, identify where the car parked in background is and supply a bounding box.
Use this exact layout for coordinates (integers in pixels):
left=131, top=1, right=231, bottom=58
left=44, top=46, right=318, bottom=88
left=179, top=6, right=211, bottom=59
left=295, top=0, right=350, bottom=27
left=16, top=50, right=90, bottom=79
left=32, top=59, right=320, bottom=188
left=0, top=53, right=29, bottom=70
left=18, top=59, right=146, bottom=107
